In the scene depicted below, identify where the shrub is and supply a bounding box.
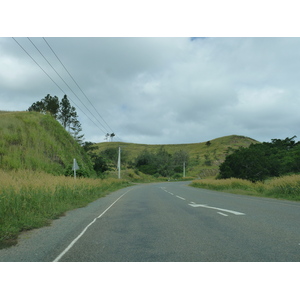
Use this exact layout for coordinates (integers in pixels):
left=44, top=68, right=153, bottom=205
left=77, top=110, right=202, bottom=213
left=190, top=174, right=300, bottom=201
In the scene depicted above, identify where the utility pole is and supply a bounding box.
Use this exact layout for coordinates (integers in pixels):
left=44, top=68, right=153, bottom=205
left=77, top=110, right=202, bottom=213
left=183, top=161, right=186, bottom=178
left=117, top=147, right=121, bottom=179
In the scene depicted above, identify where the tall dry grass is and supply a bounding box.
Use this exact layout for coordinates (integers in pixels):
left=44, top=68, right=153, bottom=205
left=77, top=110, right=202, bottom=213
left=190, top=174, right=300, bottom=201
left=0, top=169, right=131, bottom=246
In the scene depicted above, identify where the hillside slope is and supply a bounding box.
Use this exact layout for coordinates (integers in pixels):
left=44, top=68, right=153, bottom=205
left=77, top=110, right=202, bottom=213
left=95, top=135, right=259, bottom=178
left=0, top=111, right=93, bottom=175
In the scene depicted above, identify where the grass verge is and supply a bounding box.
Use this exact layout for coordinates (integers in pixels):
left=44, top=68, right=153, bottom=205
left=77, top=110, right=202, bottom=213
left=190, top=174, right=300, bottom=201
left=0, top=170, right=132, bottom=248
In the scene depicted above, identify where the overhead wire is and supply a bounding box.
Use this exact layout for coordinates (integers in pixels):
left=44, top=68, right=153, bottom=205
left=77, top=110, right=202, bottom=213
left=26, top=37, right=111, bottom=135
left=41, top=38, right=123, bottom=142
left=43, top=37, right=123, bottom=142
left=42, top=37, right=115, bottom=134
left=12, top=37, right=108, bottom=135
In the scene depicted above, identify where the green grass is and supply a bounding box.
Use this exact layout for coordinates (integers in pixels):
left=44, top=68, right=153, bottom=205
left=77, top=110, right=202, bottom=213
left=190, top=174, right=300, bottom=201
left=0, top=170, right=132, bottom=248
left=0, top=111, right=94, bottom=175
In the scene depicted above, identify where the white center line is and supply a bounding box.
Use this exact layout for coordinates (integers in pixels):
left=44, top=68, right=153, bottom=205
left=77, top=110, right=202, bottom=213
left=176, top=195, right=186, bottom=200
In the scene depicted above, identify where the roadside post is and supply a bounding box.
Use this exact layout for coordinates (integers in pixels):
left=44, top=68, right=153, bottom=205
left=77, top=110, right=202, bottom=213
left=72, top=158, right=80, bottom=179
left=117, top=147, right=121, bottom=179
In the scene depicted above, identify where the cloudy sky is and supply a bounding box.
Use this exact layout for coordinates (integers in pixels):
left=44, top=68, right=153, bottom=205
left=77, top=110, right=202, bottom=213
left=1, top=37, right=300, bottom=145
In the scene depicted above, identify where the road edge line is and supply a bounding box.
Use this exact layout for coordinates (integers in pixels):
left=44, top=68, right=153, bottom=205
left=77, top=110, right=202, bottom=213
left=53, top=188, right=133, bottom=262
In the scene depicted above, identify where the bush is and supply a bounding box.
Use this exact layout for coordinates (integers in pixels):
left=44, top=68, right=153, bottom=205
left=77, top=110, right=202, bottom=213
left=219, top=137, right=300, bottom=182
left=190, top=174, right=300, bottom=201
left=0, top=169, right=131, bottom=246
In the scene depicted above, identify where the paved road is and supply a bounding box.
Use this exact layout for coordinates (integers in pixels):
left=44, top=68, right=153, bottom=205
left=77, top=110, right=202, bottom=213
left=1, top=181, right=300, bottom=261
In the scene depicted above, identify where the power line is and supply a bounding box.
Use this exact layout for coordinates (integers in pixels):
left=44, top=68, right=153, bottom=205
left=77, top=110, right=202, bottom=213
left=12, top=37, right=108, bottom=135
left=27, top=37, right=111, bottom=135
left=42, top=37, right=115, bottom=134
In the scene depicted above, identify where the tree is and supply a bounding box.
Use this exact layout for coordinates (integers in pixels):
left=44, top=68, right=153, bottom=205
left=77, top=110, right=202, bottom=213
left=28, top=100, right=45, bottom=113
left=82, top=141, right=98, bottom=153
left=173, top=150, right=189, bottom=173
left=110, top=133, right=115, bottom=141
left=28, top=94, right=59, bottom=117
left=82, top=142, right=109, bottom=176
left=218, top=136, right=300, bottom=182
left=154, top=147, right=173, bottom=177
left=100, top=147, right=128, bottom=168
left=70, top=117, right=84, bottom=145
left=219, top=145, right=272, bottom=182
left=28, top=94, right=84, bottom=145
left=135, top=148, right=187, bottom=177
left=58, top=95, right=74, bottom=130
left=44, top=94, right=60, bottom=118
left=105, top=133, right=116, bottom=142
left=135, top=150, right=157, bottom=175
left=57, top=95, right=84, bottom=144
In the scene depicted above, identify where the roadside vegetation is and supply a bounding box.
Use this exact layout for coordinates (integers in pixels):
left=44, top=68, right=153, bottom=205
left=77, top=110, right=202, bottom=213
left=190, top=136, right=300, bottom=201
left=90, top=135, right=258, bottom=180
left=190, top=174, right=300, bottom=201
left=218, top=136, right=300, bottom=182
left=0, top=169, right=131, bottom=248
left=3, top=103, right=299, bottom=248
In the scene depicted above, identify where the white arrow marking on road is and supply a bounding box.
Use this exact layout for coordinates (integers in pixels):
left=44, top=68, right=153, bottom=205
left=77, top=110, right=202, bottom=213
left=189, top=203, right=245, bottom=216
left=217, top=212, right=228, bottom=217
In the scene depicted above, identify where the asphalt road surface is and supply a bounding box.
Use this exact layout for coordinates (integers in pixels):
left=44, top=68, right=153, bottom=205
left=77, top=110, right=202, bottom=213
left=1, top=181, right=300, bottom=262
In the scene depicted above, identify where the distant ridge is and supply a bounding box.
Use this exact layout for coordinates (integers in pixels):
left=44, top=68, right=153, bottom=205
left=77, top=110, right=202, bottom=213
left=95, top=135, right=259, bottom=178
left=0, top=110, right=258, bottom=178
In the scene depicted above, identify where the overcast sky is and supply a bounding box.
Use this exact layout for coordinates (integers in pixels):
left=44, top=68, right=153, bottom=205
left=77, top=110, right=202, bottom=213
left=1, top=37, right=300, bottom=144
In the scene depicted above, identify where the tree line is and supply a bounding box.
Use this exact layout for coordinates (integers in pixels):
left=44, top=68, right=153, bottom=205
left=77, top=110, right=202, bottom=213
left=218, top=136, right=300, bottom=182
left=28, top=94, right=84, bottom=144
left=82, top=143, right=189, bottom=178
left=134, top=147, right=189, bottom=178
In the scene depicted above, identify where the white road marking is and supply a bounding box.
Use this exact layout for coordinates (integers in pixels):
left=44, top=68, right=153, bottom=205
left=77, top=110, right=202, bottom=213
left=217, top=212, right=228, bottom=217
left=161, top=188, right=174, bottom=196
left=53, top=188, right=133, bottom=262
left=176, top=196, right=186, bottom=200
left=189, top=203, right=245, bottom=216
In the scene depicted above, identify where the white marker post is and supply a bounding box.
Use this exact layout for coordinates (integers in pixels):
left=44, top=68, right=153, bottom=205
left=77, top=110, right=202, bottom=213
left=117, top=147, right=121, bottom=179
left=72, top=158, right=79, bottom=179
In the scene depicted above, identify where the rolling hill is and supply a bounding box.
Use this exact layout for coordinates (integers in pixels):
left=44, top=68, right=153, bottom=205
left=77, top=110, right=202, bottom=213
left=95, top=135, right=259, bottom=178
left=0, top=111, right=259, bottom=178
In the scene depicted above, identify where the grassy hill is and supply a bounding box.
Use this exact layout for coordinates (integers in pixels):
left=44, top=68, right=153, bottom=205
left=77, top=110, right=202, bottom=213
left=0, top=111, right=259, bottom=178
left=0, top=111, right=93, bottom=175
left=0, top=111, right=131, bottom=247
left=95, top=135, right=259, bottom=178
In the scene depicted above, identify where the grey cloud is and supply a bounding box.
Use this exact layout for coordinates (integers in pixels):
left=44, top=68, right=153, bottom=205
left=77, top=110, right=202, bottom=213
left=1, top=37, right=300, bottom=144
